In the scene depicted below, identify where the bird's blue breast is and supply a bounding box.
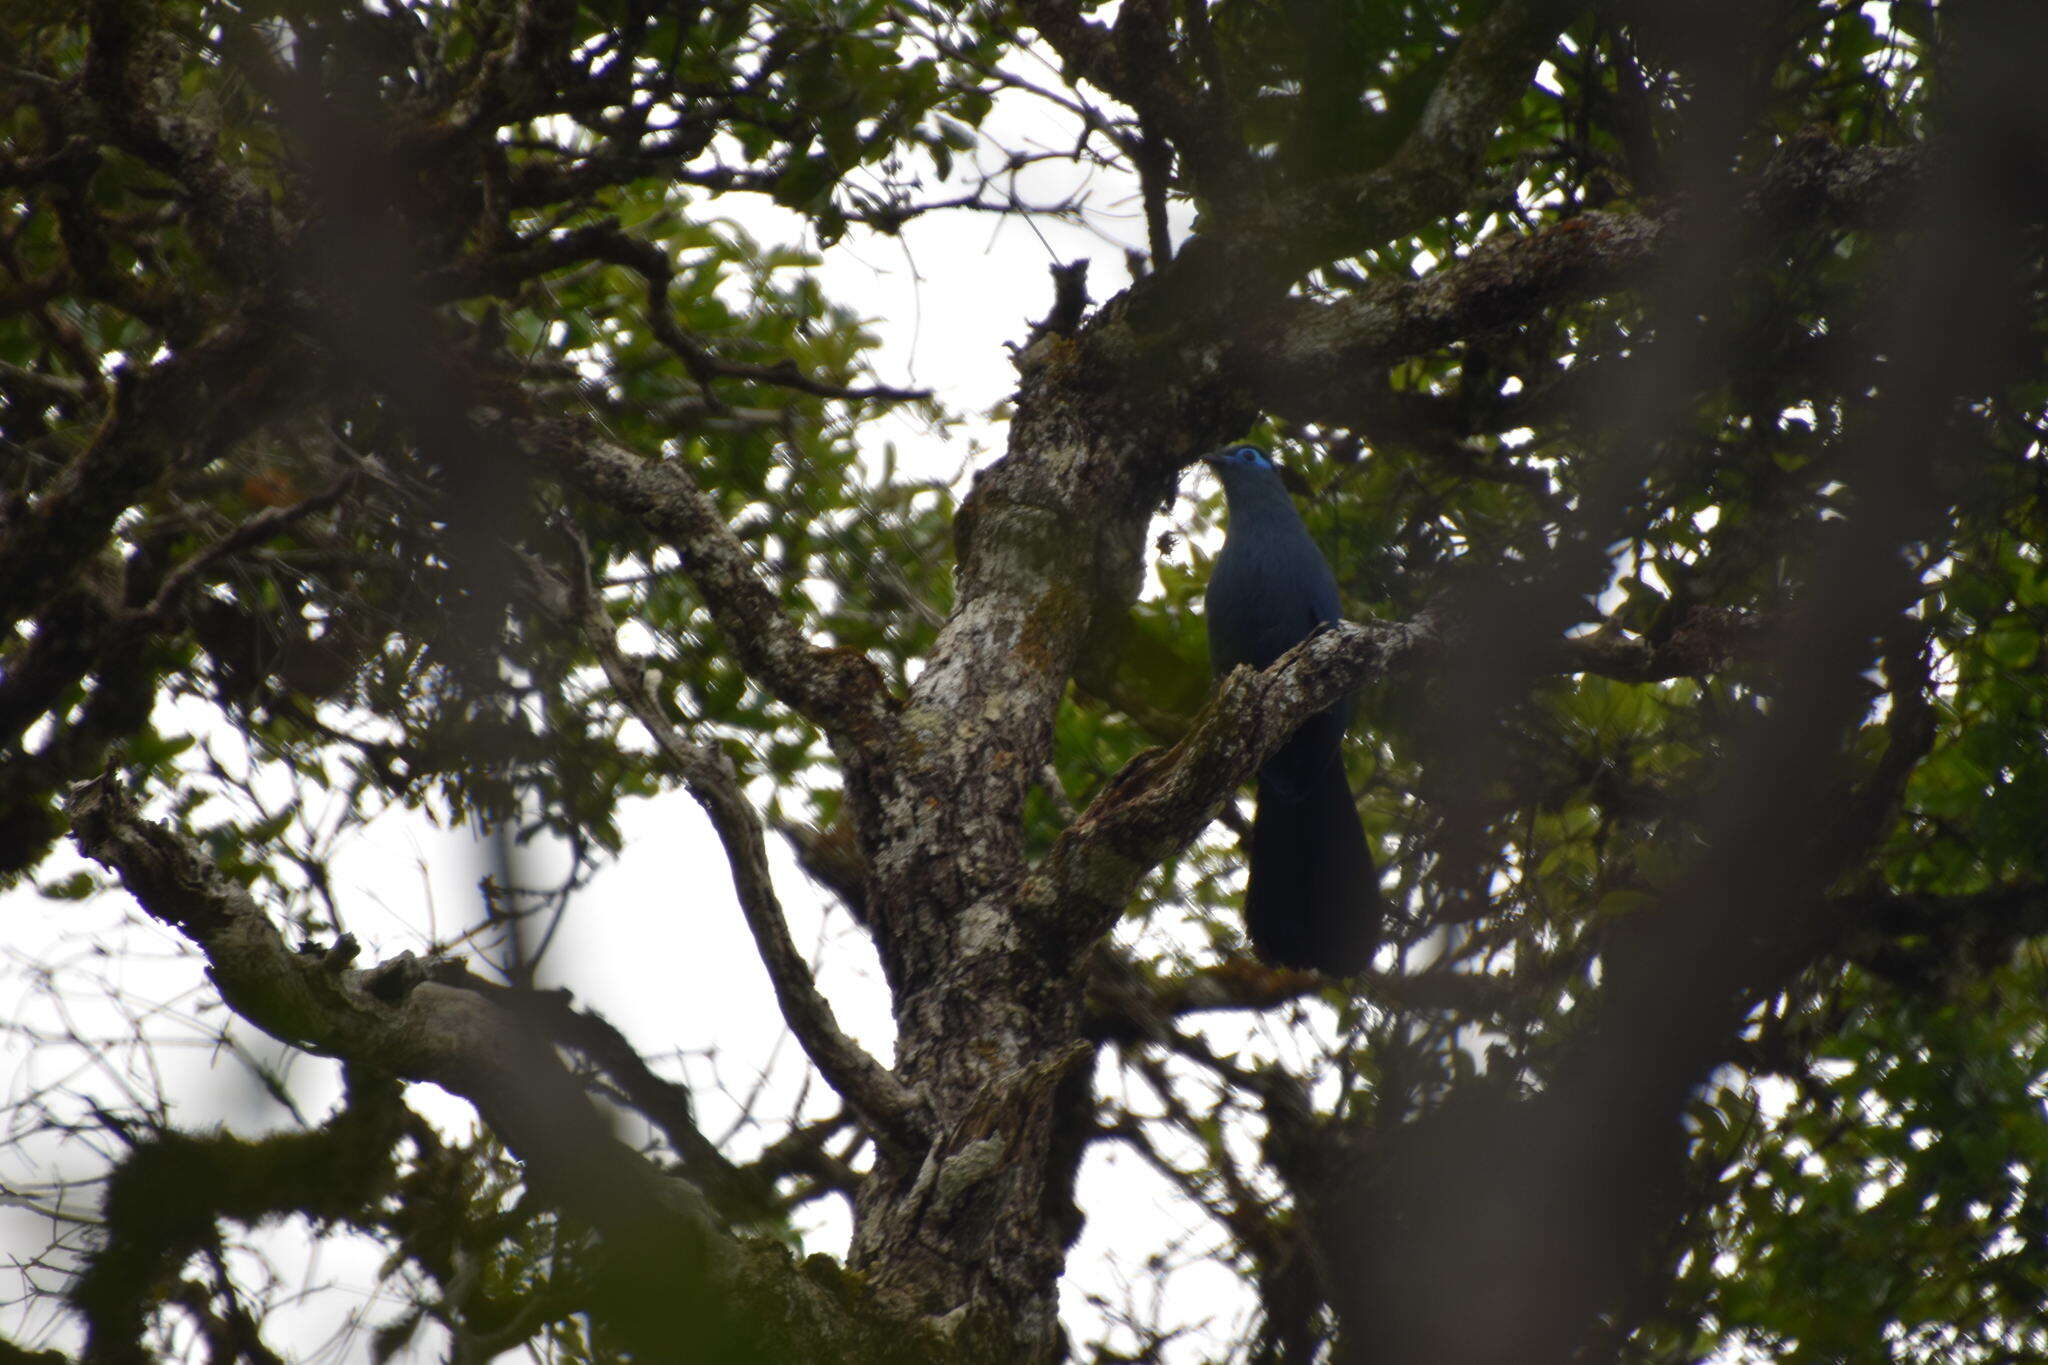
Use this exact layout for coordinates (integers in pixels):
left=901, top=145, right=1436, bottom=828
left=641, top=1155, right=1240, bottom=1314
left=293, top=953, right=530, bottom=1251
left=1204, top=517, right=1342, bottom=675
left=1203, top=483, right=1350, bottom=797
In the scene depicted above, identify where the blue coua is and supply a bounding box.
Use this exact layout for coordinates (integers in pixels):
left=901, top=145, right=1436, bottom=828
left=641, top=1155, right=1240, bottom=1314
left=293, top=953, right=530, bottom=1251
left=1202, top=444, right=1381, bottom=975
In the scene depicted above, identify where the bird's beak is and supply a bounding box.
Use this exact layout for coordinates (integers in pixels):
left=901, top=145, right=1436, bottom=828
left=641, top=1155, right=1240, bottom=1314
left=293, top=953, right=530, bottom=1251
left=1198, top=449, right=1225, bottom=470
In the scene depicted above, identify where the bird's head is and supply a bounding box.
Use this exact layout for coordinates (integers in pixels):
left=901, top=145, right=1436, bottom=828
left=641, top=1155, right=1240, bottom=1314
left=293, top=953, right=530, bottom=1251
left=1202, top=443, right=1275, bottom=474
left=1201, top=444, right=1284, bottom=497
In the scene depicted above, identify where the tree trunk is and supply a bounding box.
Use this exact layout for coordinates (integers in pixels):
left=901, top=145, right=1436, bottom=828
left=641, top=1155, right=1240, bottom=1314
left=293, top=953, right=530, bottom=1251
left=839, top=341, right=1242, bottom=1353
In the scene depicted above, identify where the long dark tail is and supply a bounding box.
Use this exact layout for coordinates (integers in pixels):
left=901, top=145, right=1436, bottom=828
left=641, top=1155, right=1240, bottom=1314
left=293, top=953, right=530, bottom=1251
left=1245, top=751, right=1381, bottom=975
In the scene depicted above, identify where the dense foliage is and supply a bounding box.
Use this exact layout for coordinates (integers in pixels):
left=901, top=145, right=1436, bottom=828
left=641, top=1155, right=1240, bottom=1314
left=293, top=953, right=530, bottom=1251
left=3, top=0, right=2046, bottom=1361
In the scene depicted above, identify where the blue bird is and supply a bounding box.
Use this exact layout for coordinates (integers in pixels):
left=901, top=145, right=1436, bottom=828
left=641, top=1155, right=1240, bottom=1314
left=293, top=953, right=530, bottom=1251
left=1202, top=444, right=1381, bottom=975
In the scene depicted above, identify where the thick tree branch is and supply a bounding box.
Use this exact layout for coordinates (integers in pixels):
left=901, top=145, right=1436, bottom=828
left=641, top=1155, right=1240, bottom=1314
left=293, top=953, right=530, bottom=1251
left=503, top=414, right=901, bottom=756
left=736, top=1111, right=864, bottom=1207
left=1246, top=137, right=1924, bottom=427
left=1027, top=611, right=1443, bottom=959
left=63, top=776, right=953, bottom=1363
left=531, top=550, right=931, bottom=1156
left=1123, top=0, right=1588, bottom=335
left=1038, top=590, right=1772, bottom=961
left=65, top=776, right=710, bottom=1237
